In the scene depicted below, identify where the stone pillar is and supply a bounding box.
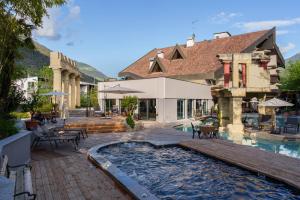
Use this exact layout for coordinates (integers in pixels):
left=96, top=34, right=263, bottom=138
left=70, top=75, right=76, bottom=109
left=62, top=71, right=70, bottom=108
left=223, top=61, right=231, bottom=88
left=52, top=69, right=62, bottom=105
left=75, top=76, right=81, bottom=107
left=232, top=60, right=239, bottom=88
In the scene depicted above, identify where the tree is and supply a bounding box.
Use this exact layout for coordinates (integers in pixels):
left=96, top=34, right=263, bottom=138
left=121, top=96, right=138, bottom=116
left=280, top=61, right=300, bottom=91
left=0, top=0, right=65, bottom=117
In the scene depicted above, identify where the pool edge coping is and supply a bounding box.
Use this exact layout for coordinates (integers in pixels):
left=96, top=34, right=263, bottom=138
left=88, top=139, right=300, bottom=199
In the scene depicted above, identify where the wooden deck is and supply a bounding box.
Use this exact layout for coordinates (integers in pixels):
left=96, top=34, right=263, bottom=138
left=31, top=150, right=132, bottom=200
left=180, top=139, right=300, bottom=190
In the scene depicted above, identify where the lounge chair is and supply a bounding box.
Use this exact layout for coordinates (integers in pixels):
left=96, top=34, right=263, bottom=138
left=191, top=123, right=201, bottom=139
left=283, top=117, right=299, bottom=133
left=31, top=125, right=79, bottom=150
left=52, top=126, right=87, bottom=139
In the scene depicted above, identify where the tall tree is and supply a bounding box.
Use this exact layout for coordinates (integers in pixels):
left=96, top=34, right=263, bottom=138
left=280, top=61, right=300, bottom=91
left=0, top=0, right=65, bottom=116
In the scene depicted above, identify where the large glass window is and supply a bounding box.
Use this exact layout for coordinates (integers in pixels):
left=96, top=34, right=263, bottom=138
left=138, top=99, right=156, bottom=120
left=105, top=99, right=116, bottom=112
left=187, top=99, right=193, bottom=118
left=177, top=99, right=185, bottom=120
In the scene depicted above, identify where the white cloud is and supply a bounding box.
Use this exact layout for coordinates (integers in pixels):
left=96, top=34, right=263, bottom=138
left=34, top=1, right=80, bottom=40
left=237, top=17, right=300, bottom=31
left=68, top=5, right=80, bottom=19
left=211, top=12, right=242, bottom=24
left=35, top=8, right=61, bottom=40
left=277, top=30, right=289, bottom=35
left=280, top=43, right=296, bottom=54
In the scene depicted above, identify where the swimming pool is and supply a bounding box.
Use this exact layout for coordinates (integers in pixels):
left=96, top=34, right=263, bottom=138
left=97, top=142, right=300, bottom=199
left=175, top=125, right=300, bottom=159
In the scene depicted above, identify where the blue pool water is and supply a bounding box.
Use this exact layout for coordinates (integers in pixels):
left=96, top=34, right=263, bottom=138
left=175, top=125, right=300, bottom=159
left=98, top=142, right=300, bottom=200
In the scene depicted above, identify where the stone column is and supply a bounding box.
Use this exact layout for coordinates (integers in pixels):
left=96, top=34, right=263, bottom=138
left=70, top=74, right=76, bottom=109
left=62, top=71, right=70, bottom=108
left=75, top=76, right=81, bottom=107
left=52, top=68, right=62, bottom=105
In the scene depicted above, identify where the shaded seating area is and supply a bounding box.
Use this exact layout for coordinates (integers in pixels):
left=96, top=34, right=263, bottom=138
left=191, top=116, right=219, bottom=139
left=0, top=155, right=36, bottom=200
left=258, top=115, right=272, bottom=130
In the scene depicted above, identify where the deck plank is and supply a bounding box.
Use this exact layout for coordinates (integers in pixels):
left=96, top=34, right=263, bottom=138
left=180, top=139, right=300, bottom=190
left=31, top=153, right=132, bottom=200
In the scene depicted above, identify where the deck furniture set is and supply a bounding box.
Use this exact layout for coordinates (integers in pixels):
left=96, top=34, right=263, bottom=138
left=31, top=124, right=88, bottom=150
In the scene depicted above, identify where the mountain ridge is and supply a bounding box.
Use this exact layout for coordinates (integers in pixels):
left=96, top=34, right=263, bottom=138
left=17, top=41, right=107, bottom=83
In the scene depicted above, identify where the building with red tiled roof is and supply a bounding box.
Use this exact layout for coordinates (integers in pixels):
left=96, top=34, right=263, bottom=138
left=98, top=28, right=284, bottom=123
left=119, top=28, right=284, bottom=86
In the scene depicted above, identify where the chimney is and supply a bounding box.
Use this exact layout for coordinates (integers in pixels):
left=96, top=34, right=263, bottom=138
left=186, top=34, right=195, bottom=47
left=213, top=32, right=231, bottom=39
left=157, top=50, right=164, bottom=58
left=149, top=57, right=155, bottom=69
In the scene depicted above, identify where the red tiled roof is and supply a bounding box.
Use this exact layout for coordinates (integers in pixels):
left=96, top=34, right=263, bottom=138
left=119, top=29, right=272, bottom=78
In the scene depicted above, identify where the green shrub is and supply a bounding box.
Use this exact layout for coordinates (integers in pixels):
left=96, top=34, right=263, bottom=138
left=10, top=112, right=31, bottom=119
left=126, top=115, right=135, bottom=129
left=37, top=103, right=53, bottom=113
left=0, top=119, right=18, bottom=139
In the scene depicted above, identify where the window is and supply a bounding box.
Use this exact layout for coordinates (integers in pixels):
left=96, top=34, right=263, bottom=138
left=187, top=99, right=193, bottom=118
left=171, top=49, right=184, bottom=60
left=177, top=99, right=185, bottom=120
left=138, top=99, right=156, bottom=120
left=105, top=99, right=116, bottom=112
left=151, top=63, right=163, bottom=72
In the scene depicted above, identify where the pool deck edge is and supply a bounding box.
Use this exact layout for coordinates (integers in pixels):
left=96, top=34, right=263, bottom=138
left=179, top=139, right=300, bottom=191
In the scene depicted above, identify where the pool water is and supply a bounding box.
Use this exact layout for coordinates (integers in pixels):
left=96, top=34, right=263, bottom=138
left=175, top=125, right=300, bottom=159
left=98, top=142, right=300, bottom=200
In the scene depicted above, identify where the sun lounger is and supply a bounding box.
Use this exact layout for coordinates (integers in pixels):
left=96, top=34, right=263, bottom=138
left=31, top=125, right=79, bottom=150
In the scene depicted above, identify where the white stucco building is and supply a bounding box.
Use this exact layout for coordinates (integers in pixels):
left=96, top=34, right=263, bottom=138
left=98, top=77, right=213, bottom=123
left=15, top=76, right=38, bottom=99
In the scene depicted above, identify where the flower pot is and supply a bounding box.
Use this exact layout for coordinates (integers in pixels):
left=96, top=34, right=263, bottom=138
left=25, top=120, right=39, bottom=130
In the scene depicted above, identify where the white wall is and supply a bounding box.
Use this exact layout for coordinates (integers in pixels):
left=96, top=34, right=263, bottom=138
left=98, top=77, right=213, bottom=123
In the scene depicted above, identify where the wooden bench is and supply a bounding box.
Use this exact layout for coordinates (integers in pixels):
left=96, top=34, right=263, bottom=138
left=0, top=155, right=36, bottom=200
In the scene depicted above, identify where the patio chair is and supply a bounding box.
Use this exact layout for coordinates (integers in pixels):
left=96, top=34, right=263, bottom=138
left=258, top=115, right=272, bottom=130
left=31, top=125, right=79, bottom=150
left=283, top=117, right=299, bottom=133
left=191, top=123, right=201, bottom=139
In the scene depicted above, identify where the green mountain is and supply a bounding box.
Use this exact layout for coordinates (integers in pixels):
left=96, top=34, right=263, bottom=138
left=17, top=41, right=107, bottom=83
left=286, top=52, right=300, bottom=63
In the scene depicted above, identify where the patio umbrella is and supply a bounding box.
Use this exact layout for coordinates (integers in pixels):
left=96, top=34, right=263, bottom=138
left=99, top=85, right=143, bottom=116
left=99, top=85, right=143, bottom=94
left=259, top=98, right=294, bottom=130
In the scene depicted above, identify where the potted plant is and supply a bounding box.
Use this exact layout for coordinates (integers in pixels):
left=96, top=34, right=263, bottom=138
left=121, top=96, right=138, bottom=130
left=22, top=93, right=40, bottom=130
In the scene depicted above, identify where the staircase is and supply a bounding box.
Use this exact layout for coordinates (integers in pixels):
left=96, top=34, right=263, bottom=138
left=68, top=109, right=91, bottom=117
left=66, top=121, right=128, bottom=133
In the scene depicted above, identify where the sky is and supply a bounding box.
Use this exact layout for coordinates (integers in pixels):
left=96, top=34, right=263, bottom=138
left=34, top=0, right=300, bottom=77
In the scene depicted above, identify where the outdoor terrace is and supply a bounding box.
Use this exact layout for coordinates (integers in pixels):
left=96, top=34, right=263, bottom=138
left=31, top=125, right=300, bottom=199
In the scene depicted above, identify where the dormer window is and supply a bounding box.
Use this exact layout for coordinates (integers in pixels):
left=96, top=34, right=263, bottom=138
left=152, top=63, right=163, bottom=72
left=171, top=49, right=184, bottom=59
left=149, top=58, right=166, bottom=73
left=170, top=44, right=186, bottom=60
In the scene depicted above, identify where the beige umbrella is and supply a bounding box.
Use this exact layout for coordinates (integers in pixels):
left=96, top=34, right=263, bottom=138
left=259, top=98, right=294, bottom=130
